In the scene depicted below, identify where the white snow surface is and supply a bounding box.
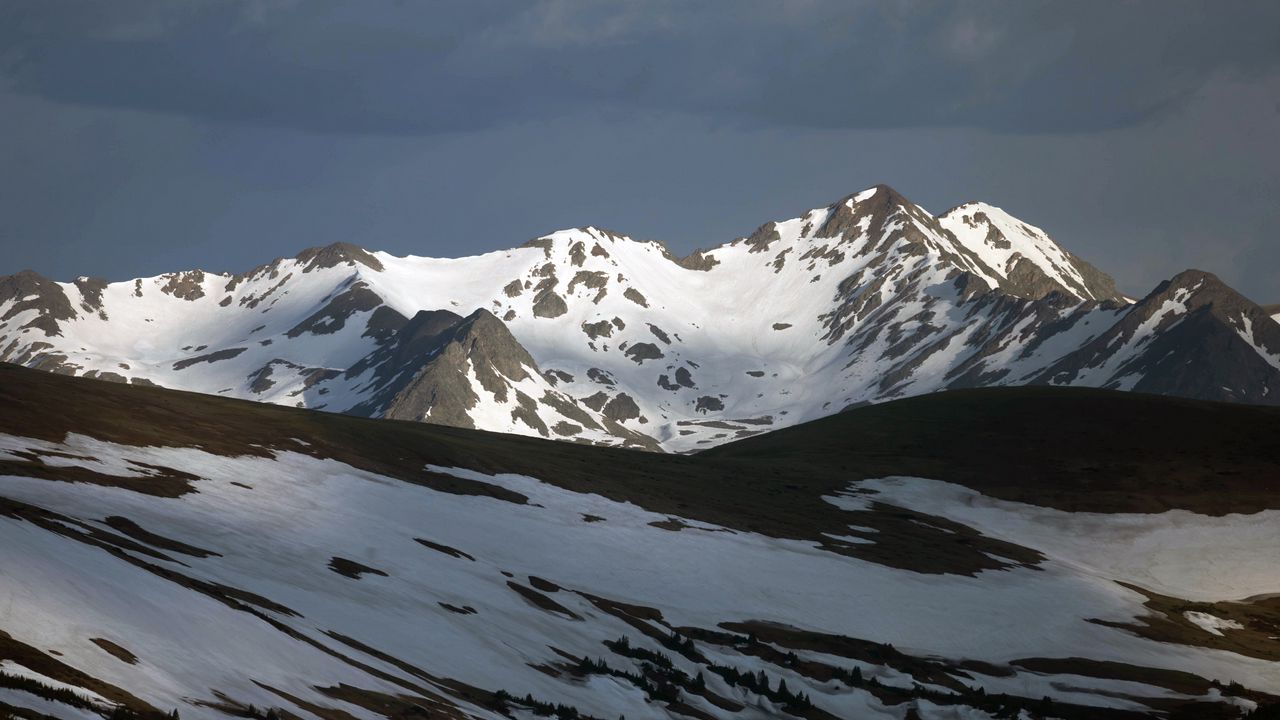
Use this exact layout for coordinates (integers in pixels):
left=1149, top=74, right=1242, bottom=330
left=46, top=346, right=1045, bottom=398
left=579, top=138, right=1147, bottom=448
left=1184, top=612, right=1246, bottom=637
left=0, top=432, right=1277, bottom=719
left=938, top=202, right=1108, bottom=301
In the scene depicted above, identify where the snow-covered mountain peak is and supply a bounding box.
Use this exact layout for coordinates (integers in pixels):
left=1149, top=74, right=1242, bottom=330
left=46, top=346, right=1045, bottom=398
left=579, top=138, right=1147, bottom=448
left=939, top=201, right=1123, bottom=302
left=4, top=185, right=1280, bottom=451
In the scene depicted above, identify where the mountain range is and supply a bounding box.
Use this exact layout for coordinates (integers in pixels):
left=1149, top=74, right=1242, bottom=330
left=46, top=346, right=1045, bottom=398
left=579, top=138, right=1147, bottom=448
left=3, top=184, right=1279, bottom=452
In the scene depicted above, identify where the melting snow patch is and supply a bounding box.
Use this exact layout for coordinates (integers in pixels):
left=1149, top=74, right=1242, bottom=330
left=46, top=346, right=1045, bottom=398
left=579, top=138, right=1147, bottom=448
left=1184, top=611, right=1244, bottom=637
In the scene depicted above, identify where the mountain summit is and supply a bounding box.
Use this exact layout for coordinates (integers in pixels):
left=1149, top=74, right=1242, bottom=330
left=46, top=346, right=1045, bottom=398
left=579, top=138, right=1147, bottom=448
left=2, top=185, right=1277, bottom=451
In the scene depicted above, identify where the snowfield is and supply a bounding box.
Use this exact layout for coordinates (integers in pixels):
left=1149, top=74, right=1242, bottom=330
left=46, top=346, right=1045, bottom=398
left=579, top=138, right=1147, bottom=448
left=0, top=429, right=1277, bottom=719
left=837, top=476, right=1280, bottom=602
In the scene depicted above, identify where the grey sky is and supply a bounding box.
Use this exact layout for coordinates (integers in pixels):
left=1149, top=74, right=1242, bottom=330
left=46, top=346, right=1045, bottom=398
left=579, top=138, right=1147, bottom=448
left=1, top=1, right=1277, bottom=302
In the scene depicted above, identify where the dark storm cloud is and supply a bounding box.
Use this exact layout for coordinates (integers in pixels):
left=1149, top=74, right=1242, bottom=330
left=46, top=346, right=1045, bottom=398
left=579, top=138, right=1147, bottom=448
left=3, top=0, right=1278, bottom=136
left=0, top=1, right=1277, bottom=304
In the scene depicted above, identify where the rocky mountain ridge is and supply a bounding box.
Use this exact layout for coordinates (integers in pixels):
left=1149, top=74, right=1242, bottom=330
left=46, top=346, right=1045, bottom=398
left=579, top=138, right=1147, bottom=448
left=2, top=184, right=1278, bottom=451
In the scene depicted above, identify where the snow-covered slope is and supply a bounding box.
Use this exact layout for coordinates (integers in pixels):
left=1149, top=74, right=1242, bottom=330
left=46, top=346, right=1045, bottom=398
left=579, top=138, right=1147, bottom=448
left=937, top=202, right=1121, bottom=301
left=1, top=367, right=1277, bottom=719
left=3, top=185, right=1279, bottom=451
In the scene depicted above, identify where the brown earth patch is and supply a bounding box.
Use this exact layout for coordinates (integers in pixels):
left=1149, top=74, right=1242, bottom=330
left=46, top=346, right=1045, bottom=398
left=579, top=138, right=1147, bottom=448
left=506, top=581, right=581, bottom=620
left=327, top=557, right=388, bottom=579
left=172, top=347, right=247, bottom=371
left=413, top=538, right=475, bottom=561
left=1088, top=584, right=1280, bottom=662
left=623, top=287, right=648, bottom=307
left=103, top=516, right=222, bottom=558
left=90, top=638, right=138, bottom=664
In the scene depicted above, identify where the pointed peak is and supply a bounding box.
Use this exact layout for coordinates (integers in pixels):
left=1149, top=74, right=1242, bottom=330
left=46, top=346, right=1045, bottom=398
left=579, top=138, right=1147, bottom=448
left=1131, top=269, right=1262, bottom=318
left=400, top=308, right=466, bottom=337
left=0, top=269, right=63, bottom=296
left=0, top=268, right=77, bottom=335
left=835, top=184, right=912, bottom=210
left=578, top=226, right=630, bottom=242
left=1149, top=269, right=1226, bottom=298
left=461, top=306, right=504, bottom=328
left=294, top=242, right=383, bottom=273
left=1, top=269, right=53, bottom=284
left=1168, top=268, right=1223, bottom=285
left=943, top=200, right=996, bottom=214
left=450, top=307, right=532, bottom=348
left=816, top=184, right=927, bottom=240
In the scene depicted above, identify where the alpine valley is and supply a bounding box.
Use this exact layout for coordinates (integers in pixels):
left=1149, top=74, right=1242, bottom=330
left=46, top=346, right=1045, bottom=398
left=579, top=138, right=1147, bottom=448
left=1, top=186, right=1279, bottom=720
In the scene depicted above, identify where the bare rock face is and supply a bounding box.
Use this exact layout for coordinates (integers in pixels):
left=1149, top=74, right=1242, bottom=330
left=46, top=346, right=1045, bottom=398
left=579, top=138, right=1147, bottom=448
left=817, top=185, right=918, bottom=242
left=370, top=309, right=534, bottom=423
left=743, top=222, right=781, bottom=253
left=602, top=392, right=641, bottom=422
left=532, top=290, right=569, bottom=318
left=160, top=270, right=207, bottom=301
left=286, top=281, right=383, bottom=338
left=580, top=391, right=609, bottom=411
left=587, top=368, right=616, bottom=386
left=73, top=277, right=109, bottom=318
left=675, top=249, right=720, bottom=271
left=346, top=308, right=658, bottom=449
left=0, top=270, right=77, bottom=337
left=623, top=287, right=648, bottom=308
left=172, top=348, right=247, bottom=371
left=1003, top=256, right=1078, bottom=301
left=567, top=271, right=608, bottom=294
left=674, top=367, right=696, bottom=388
left=624, top=342, right=664, bottom=365
left=581, top=320, right=614, bottom=340
left=694, top=395, right=725, bottom=413
left=1065, top=254, right=1121, bottom=302
left=294, top=242, right=385, bottom=273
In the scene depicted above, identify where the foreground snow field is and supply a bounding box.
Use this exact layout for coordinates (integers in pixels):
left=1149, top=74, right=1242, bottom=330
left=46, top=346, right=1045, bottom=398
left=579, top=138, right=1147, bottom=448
left=1, top=364, right=1279, bottom=719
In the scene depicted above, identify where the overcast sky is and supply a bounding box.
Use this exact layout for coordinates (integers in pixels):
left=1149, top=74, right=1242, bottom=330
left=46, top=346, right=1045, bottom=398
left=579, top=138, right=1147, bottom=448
left=2, top=1, right=1277, bottom=302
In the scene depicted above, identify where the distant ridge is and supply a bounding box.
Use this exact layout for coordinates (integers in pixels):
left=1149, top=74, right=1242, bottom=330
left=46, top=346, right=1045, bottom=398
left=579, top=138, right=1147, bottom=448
left=2, top=184, right=1278, bottom=450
